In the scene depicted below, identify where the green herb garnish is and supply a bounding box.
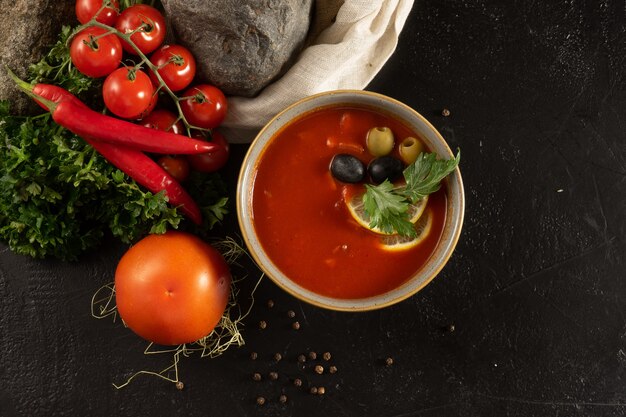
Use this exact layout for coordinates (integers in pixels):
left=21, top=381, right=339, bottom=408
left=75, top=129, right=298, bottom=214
left=363, top=151, right=460, bottom=237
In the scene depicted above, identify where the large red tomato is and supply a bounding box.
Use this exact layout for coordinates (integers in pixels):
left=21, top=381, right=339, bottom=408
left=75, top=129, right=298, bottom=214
left=115, top=231, right=231, bottom=346
left=115, top=4, right=166, bottom=55
left=70, top=27, right=122, bottom=78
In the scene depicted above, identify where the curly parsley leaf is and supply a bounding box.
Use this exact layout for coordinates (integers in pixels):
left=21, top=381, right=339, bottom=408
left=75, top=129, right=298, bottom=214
left=185, top=171, right=230, bottom=232
left=0, top=105, right=182, bottom=260
left=363, top=150, right=460, bottom=237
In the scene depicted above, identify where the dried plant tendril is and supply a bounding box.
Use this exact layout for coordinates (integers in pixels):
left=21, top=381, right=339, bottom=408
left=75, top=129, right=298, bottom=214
left=90, top=282, right=118, bottom=322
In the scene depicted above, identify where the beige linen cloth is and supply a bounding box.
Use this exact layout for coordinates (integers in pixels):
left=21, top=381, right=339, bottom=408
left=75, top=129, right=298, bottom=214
left=221, top=0, right=415, bottom=143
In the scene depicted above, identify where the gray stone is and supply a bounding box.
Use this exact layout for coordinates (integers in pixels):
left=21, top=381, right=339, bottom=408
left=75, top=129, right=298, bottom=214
left=162, top=0, right=313, bottom=97
left=0, top=1, right=75, bottom=114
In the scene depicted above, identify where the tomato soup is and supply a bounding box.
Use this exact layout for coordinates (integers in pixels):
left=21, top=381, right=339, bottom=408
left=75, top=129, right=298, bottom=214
left=251, top=106, right=446, bottom=299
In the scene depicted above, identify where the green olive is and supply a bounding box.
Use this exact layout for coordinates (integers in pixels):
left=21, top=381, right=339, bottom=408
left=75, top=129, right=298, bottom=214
left=399, top=137, right=424, bottom=165
left=366, top=127, right=394, bottom=156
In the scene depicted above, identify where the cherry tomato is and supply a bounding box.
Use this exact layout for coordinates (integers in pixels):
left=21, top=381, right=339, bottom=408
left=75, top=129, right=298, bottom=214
left=158, top=156, right=190, bottom=182
left=180, top=85, right=228, bottom=129
left=136, top=90, right=159, bottom=120
left=115, top=231, right=231, bottom=345
left=140, top=109, right=184, bottom=134
left=75, top=0, right=120, bottom=25
left=103, top=67, right=154, bottom=119
left=69, top=27, right=122, bottom=78
left=149, top=45, right=196, bottom=92
left=115, top=4, right=166, bottom=55
left=187, top=131, right=230, bottom=173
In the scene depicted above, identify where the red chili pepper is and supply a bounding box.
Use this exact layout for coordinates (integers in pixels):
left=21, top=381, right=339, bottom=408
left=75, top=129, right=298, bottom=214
left=22, top=81, right=202, bottom=224
left=81, top=135, right=202, bottom=224
left=51, top=98, right=214, bottom=155
left=33, top=84, right=88, bottom=111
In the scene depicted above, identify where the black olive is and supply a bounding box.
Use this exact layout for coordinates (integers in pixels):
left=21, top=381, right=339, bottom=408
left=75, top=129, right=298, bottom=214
left=330, top=154, right=365, bottom=183
left=368, top=156, right=404, bottom=183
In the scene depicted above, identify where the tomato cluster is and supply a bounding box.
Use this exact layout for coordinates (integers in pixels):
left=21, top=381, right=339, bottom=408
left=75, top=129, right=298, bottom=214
left=70, top=0, right=229, bottom=181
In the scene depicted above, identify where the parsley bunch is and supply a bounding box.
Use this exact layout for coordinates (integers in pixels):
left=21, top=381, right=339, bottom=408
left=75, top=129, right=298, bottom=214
left=0, top=26, right=228, bottom=260
left=363, top=151, right=461, bottom=237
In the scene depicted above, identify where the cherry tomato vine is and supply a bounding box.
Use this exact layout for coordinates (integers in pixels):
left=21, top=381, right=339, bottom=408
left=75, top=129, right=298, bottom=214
left=70, top=0, right=226, bottom=139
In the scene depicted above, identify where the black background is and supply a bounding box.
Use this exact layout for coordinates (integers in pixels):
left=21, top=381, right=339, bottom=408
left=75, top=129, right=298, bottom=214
left=2, top=1, right=626, bottom=416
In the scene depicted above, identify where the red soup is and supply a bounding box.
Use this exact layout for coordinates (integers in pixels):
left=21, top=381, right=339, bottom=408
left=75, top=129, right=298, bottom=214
left=251, top=106, right=446, bottom=299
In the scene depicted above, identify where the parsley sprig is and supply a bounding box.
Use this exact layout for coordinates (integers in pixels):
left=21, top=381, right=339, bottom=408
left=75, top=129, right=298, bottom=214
left=363, top=151, right=460, bottom=237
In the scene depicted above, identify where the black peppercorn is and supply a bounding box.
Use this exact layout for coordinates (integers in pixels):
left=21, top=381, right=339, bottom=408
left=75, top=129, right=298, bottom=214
left=256, top=397, right=266, bottom=406
left=252, top=372, right=262, bottom=381
left=292, top=321, right=300, bottom=330
left=250, top=351, right=258, bottom=360
left=322, top=352, right=331, bottom=361
left=287, top=310, right=296, bottom=318
left=308, top=351, right=317, bottom=360
left=274, top=352, right=282, bottom=362
left=297, top=354, right=306, bottom=363
left=175, top=381, right=184, bottom=390
left=442, top=108, right=451, bottom=117
left=259, top=320, right=267, bottom=329
left=314, top=365, right=324, bottom=375
left=267, top=299, right=274, bottom=308
left=385, top=357, right=394, bottom=366
left=293, top=378, right=303, bottom=387
left=329, top=365, right=338, bottom=374
left=269, top=371, right=279, bottom=380
left=279, top=394, right=287, bottom=404
left=317, top=386, right=326, bottom=395
left=310, top=386, right=318, bottom=395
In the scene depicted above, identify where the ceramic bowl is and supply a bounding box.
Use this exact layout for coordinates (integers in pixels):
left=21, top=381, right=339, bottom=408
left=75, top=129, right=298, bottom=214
left=236, top=90, right=464, bottom=311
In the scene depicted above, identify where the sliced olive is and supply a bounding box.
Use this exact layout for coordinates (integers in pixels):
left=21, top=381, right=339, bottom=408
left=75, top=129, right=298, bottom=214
left=398, top=136, right=424, bottom=165
left=366, top=127, right=394, bottom=156
left=368, top=156, right=404, bottom=183
left=330, top=154, right=365, bottom=183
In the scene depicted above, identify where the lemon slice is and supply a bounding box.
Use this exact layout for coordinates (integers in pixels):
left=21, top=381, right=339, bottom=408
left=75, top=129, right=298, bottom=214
left=379, top=209, right=433, bottom=251
left=346, top=193, right=428, bottom=235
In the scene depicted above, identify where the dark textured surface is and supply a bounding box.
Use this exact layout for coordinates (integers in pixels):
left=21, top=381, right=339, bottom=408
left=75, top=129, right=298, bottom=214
left=2, top=1, right=626, bottom=416
left=162, top=0, right=313, bottom=97
left=0, top=0, right=74, bottom=114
